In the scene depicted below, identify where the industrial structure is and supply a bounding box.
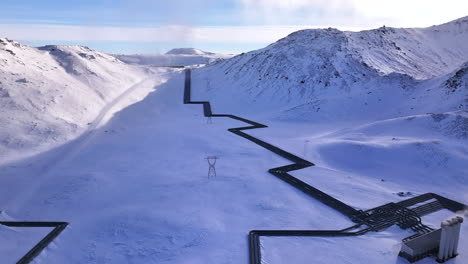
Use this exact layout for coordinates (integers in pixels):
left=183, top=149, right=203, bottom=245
left=399, top=216, right=464, bottom=262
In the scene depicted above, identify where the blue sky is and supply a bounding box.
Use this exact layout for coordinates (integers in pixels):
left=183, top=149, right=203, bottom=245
left=1, top=0, right=467, bottom=54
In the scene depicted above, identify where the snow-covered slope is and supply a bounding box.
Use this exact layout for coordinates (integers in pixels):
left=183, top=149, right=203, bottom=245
left=116, top=48, right=233, bottom=67
left=0, top=38, right=152, bottom=164
left=348, top=16, right=468, bottom=79
left=444, top=61, right=468, bottom=94
left=192, top=16, right=468, bottom=121
left=316, top=111, right=468, bottom=186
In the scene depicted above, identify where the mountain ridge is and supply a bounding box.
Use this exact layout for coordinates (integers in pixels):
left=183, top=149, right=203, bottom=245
left=192, top=16, right=468, bottom=120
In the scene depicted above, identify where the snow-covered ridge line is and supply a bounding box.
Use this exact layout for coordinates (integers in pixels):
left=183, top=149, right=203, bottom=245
left=193, top=16, right=468, bottom=121
left=272, top=15, right=468, bottom=80
left=0, top=38, right=151, bottom=164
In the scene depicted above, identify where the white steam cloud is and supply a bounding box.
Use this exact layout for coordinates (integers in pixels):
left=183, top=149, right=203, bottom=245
left=239, top=0, right=468, bottom=28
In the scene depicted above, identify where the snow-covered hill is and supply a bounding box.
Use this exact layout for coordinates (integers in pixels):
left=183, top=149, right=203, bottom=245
left=0, top=38, right=155, bottom=164
left=348, top=16, right=468, bottom=80
left=192, top=16, right=468, bottom=122
left=116, top=48, right=233, bottom=67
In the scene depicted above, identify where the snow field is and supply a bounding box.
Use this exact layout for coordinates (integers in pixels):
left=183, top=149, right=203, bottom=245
left=1, top=71, right=353, bottom=263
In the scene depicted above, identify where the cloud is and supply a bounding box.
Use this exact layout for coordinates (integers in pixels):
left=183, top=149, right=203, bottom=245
left=1, top=0, right=466, bottom=47
left=238, top=0, right=468, bottom=28
left=240, top=0, right=347, bottom=11
left=0, top=24, right=363, bottom=44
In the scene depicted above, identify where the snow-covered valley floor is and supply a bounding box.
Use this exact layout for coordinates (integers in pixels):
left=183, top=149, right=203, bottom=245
left=1, top=66, right=466, bottom=264
left=0, top=69, right=349, bottom=263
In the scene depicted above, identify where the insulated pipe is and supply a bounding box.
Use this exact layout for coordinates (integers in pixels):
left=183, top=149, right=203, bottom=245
left=446, top=219, right=455, bottom=259
left=438, top=216, right=464, bottom=262
left=451, top=216, right=463, bottom=256
left=438, top=220, right=450, bottom=261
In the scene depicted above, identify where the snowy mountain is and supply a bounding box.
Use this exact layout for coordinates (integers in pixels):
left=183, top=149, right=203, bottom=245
left=192, top=16, right=468, bottom=121
left=348, top=16, right=468, bottom=79
left=0, top=38, right=156, bottom=164
left=116, top=48, right=233, bottom=67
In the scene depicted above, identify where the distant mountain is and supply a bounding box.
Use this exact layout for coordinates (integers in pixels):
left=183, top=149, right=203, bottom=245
left=116, top=48, right=233, bottom=67
left=192, top=16, right=468, bottom=121
left=165, top=48, right=215, bottom=56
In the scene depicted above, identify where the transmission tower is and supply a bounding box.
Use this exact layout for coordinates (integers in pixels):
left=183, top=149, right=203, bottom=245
left=206, top=156, right=218, bottom=178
